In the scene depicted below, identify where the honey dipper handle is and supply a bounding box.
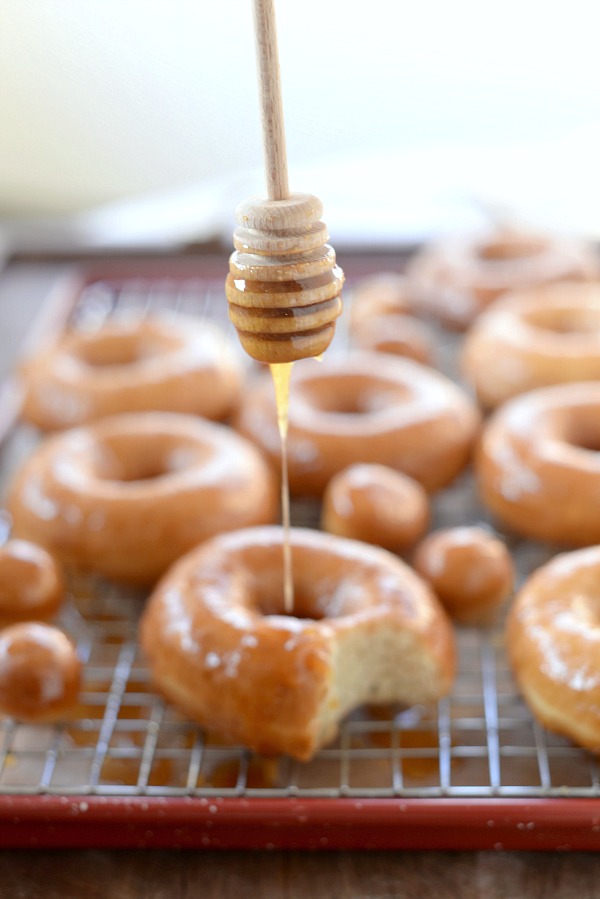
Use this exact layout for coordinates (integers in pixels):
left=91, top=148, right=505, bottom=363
left=253, top=0, right=289, bottom=200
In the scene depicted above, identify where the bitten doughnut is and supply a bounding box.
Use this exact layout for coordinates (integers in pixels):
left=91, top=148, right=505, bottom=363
left=140, top=526, right=456, bottom=761
left=321, top=464, right=430, bottom=553
left=462, top=282, right=600, bottom=408
left=0, top=623, right=81, bottom=722
left=0, top=540, right=65, bottom=624
left=6, top=412, right=277, bottom=585
left=406, top=228, right=598, bottom=330
left=507, top=546, right=600, bottom=753
left=19, top=313, right=243, bottom=430
left=236, top=352, right=480, bottom=496
left=412, top=526, right=514, bottom=625
left=476, top=382, right=600, bottom=545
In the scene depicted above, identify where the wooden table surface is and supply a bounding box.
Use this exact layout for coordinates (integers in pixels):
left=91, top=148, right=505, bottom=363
left=1, top=260, right=599, bottom=899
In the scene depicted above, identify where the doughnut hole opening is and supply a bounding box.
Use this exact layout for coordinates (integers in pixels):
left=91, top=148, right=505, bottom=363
left=254, top=561, right=373, bottom=621
left=70, top=331, right=179, bottom=367
left=301, top=374, right=408, bottom=416
left=476, top=235, right=546, bottom=262
left=557, top=408, right=600, bottom=456
left=92, top=432, right=211, bottom=483
left=520, top=305, right=600, bottom=336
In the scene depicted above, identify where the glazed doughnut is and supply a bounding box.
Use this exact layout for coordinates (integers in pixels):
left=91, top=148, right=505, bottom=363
left=476, top=381, right=600, bottom=545
left=6, top=412, right=278, bottom=585
left=350, top=271, right=412, bottom=329
left=351, top=313, right=435, bottom=366
left=140, top=526, right=456, bottom=761
left=19, top=313, right=243, bottom=431
left=0, top=622, right=81, bottom=722
left=236, top=352, right=480, bottom=496
left=406, top=227, right=598, bottom=330
left=0, top=540, right=65, bottom=624
left=412, top=526, right=514, bottom=625
left=462, top=282, right=600, bottom=409
left=507, top=546, right=600, bottom=753
left=321, top=463, right=430, bottom=553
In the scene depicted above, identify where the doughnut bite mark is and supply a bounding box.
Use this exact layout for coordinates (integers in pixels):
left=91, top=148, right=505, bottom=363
left=321, top=464, right=430, bottom=554
left=6, top=411, right=278, bottom=585
left=0, top=540, right=65, bottom=624
left=507, top=546, right=600, bottom=753
left=235, top=352, right=480, bottom=497
left=140, top=526, right=455, bottom=761
left=412, top=526, right=514, bottom=625
left=406, top=228, right=599, bottom=330
left=476, top=381, right=600, bottom=545
left=19, top=314, right=243, bottom=431
left=462, top=282, right=600, bottom=409
left=0, top=623, right=81, bottom=723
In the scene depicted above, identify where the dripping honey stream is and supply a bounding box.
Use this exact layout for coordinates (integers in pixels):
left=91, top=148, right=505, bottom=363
left=270, top=361, right=294, bottom=613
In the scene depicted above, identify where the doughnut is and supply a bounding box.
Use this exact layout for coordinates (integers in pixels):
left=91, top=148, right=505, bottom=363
left=351, top=313, right=435, bottom=366
left=19, top=313, right=243, bottom=431
left=350, top=271, right=411, bottom=329
left=506, top=546, right=600, bottom=753
left=235, top=352, right=480, bottom=497
left=0, top=622, right=81, bottom=722
left=140, top=526, right=456, bottom=761
left=412, top=526, right=514, bottom=625
left=462, top=282, right=600, bottom=408
left=5, top=412, right=278, bottom=585
left=405, top=227, right=598, bottom=330
left=321, top=463, right=430, bottom=553
left=476, top=381, right=600, bottom=545
left=0, top=540, right=65, bottom=624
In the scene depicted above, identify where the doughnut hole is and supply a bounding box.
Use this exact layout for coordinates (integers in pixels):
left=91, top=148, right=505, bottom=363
left=321, top=464, right=430, bottom=554
left=69, top=329, right=179, bottom=367
left=351, top=313, right=435, bottom=366
left=520, top=304, right=600, bottom=336
left=413, top=526, right=514, bottom=625
left=0, top=623, right=81, bottom=722
left=0, top=540, right=65, bottom=625
left=91, top=430, right=211, bottom=483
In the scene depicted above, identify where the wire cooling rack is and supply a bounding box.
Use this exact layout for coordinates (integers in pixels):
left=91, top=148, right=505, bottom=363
left=0, top=262, right=599, bottom=850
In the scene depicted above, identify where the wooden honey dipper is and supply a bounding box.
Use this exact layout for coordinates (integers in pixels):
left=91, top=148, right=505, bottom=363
left=226, top=0, right=344, bottom=364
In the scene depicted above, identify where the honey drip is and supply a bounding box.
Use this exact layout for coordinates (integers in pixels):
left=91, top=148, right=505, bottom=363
left=270, top=362, right=294, bottom=613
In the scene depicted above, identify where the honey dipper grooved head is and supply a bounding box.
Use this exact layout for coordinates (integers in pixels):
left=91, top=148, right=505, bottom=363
left=226, top=193, right=344, bottom=363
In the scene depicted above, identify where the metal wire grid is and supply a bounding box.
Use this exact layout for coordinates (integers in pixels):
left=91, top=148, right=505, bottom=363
left=0, top=272, right=598, bottom=801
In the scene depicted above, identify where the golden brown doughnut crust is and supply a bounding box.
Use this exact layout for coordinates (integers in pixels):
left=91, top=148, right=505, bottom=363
left=406, top=228, right=598, bottom=330
left=507, top=546, right=600, bottom=753
left=476, top=382, right=600, bottom=545
left=321, top=463, right=430, bottom=553
left=236, top=352, right=480, bottom=496
left=462, top=282, right=600, bottom=409
left=0, top=540, right=65, bottom=624
left=0, top=622, right=81, bottom=722
left=140, top=526, right=456, bottom=761
left=412, top=526, right=514, bottom=625
left=6, top=412, right=278, bottom=585
left=19, top=314, right=243, bottom=430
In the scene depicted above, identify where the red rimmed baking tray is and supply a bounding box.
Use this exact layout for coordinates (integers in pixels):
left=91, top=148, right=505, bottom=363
left=0, top=254, right=599, bottom=851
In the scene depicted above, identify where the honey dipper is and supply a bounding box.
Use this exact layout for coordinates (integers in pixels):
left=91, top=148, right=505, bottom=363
left=226, top=0, right=344, bottom=364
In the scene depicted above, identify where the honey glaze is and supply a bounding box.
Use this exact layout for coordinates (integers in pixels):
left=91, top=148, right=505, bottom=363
left=269, top=361, right=294, bottom=613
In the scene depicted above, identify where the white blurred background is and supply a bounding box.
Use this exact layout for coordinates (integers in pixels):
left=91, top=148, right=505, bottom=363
left=1, top=0, right=599, bottom=249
